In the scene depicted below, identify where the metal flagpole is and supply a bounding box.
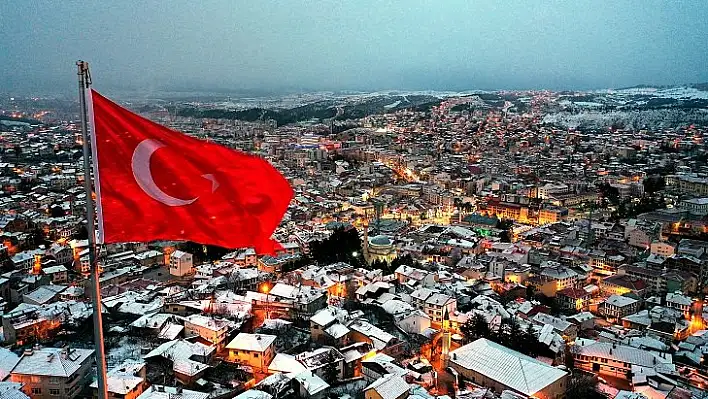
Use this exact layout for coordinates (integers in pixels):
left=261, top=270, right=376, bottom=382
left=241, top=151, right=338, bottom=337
left=77, top=60, right=109, bottom=399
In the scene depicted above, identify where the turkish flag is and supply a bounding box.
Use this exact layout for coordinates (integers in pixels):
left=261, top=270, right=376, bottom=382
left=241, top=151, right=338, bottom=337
left=90, top=89, right=293, bottom=254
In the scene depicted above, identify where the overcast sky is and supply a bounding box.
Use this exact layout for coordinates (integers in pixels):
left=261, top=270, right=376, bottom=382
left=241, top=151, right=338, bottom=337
left=2, top=0, right=708, bottom=94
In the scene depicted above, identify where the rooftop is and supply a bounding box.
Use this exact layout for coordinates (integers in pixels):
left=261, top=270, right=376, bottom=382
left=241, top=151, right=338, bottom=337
left=449, top=338, right=567, bottom=396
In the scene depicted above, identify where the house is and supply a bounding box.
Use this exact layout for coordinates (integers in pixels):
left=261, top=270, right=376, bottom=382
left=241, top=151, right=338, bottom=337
left=424, top=293, right=456, bottom=324
left=600, top=275, right=647, bottom=297
left=226, top=333, right=276, bottom=372
left=347, top=319, right=400, bottom=355
left=573, top=339, right=674, bottom=383
left=601, top=295, right=640, bottom=320
left=142, top=340, right=213, bottom=386
left=42, top=265, right=68, bottom=284
left=364, top=374, right=410, bottom=399
left=90, top=360, right=147, bottom=399
left=447, top=338, right=568, bottom=399
left=136, top=385, right=209, bottom=399
left=556, top=288, right=591, bottom=312
left=268, top=283, right=327, bottom=320
left=10, top=347, right=94, bottom=399
left=394, top=265, right=436, bottom=288
left=537, top=265, right=579, bottom=297
left=532, top=313, right=578, bottom=341
left=396, top=310, right=431, bottom=335
left=291, top=370, right=329, bottom=399
left=183, top=314, right=231, bottom=347
left=22, top=285, right=65, bottom=306
left=665, top=292, right=692, bottom=318
left=310, top=307, right=350, bottom=345
left=169, top=250, right=193, bottom=277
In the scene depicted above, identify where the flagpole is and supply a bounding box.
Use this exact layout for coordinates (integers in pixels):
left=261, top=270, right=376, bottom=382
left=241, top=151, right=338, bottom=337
left=77, top=60, right=109, bottom=399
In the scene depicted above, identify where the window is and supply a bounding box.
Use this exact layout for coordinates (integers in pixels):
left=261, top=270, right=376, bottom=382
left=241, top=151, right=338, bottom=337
left=31, top=388, right=42, bottom=395
left=254, top=353, right=259, bottom=358
left=50, top=389, right=60, bottom=395
left=49, top=377, right=61, bottom=384
left=31, top=376, right=40, bottom=383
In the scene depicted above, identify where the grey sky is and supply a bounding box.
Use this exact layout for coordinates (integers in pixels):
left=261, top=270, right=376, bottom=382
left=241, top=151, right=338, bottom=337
left=2, top=0, right=707, bottom=94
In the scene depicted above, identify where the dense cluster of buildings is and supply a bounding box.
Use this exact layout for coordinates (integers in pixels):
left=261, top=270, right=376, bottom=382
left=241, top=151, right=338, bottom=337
left=0, top=90, right=706, bottom=399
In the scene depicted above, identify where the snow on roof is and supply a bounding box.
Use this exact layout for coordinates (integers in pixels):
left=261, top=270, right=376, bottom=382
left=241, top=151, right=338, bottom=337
left=136, top=385, right=209, bottom=399
left=347, top=320, right=395, bottom=350
left=310, top=306, right=348, bottom=327
left=90, top=360, right=146, bottom=395
left=574, top=341, right=672, bottom=367
left=292, top=370, right=329, bottom=396
left=666, top=292, right=692, bottom=306
left=226, top=333, right=276, bottom=352
left=11, top=347, right=94, bottom=378
left=0, top=349, right=19, bottom=380
left=532, top=313, right=573, bottom=332
left=23, top=285, right=64, bottom=305
left=158, top=323, right=184, bottom=341
left=185, top=314, right=230, bottom=331
left=605, top=295, right=639, bottom=307
left=268, top=353, right=307, bottom=375
left=234, top=390, right=273, bottom=399
left=143, top=339, right=214, bottom=362
left=449, top=338, right=567, bottom=396
left=130, top=313, right=173, bottom=329
left=325, top=323, right=350, bottom=339
left=173, top=359, right=209, bottom=376
left=42, top=265, right=68, bottom=274
left=365, top=374, right=410, bottom=399
left=0, top=382, right=29, bottom=399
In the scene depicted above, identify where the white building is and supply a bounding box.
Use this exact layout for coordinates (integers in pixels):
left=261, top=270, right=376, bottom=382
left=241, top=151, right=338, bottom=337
left=448, top=338, right=568, bottom=399
left=650, top=241, right=676, bottom=257
left=169, top=250, right=193, bottom=277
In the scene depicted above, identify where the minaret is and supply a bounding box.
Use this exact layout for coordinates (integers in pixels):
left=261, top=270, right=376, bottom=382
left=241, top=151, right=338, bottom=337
left=362, top=219, right=370, bottom=265
left=32, top=254, right=42, bottom=275
left=442, top=307, right=451, bottom=364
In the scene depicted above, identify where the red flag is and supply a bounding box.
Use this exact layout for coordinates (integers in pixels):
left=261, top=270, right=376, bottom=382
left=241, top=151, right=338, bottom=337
left=90, top=89, right=292, bottom=254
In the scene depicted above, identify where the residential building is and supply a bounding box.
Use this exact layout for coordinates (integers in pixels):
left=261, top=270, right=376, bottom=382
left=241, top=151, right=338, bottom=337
left=226, top=333, right=276, bottom=372
left=184, top=314, right=231, bottom=347
left=601, top=295, right=640, bottom=320
left=10, top=347, right=94, bottom=399
left=573, top=340, right=673, bottom=382
left=364, top=374, right=410, bottom=399
left=169, top=250, right=193, bottom=277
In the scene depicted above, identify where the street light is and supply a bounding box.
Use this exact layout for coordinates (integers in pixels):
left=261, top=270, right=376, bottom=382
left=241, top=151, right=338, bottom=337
left=260, top=283, right=271, bottom=320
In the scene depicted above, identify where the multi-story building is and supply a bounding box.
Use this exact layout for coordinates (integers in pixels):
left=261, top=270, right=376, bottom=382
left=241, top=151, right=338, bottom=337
left=423, top=293, right=456, bottom=324
left=600, top=295, right=640, bottom=320
left=169, top=250, right=193, bottom=277
left=184, top=314, right=231, bottom=347
left=10, top=347, right=94, bottom=399
left=666, top=174, right=708, bottom=196
left=226, top=333, right=276, bottom=372
left=573, top=340, right=673, bottom=382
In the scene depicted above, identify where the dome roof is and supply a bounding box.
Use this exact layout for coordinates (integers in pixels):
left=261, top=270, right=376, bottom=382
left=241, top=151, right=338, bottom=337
left=369, top=234, right=392, bottom=246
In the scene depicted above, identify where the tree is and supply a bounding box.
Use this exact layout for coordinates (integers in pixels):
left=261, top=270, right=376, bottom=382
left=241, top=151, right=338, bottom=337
left=643, top=175, right=665, bottom=194
left=390, top=254, right=420, bottom=270
left=321, top=352, right=339, bottom=385
left=598, top=183, right=620, bottom=206
left=565, top=374, right=604, bottom=399
left=50, top=204, right=65, bottom=218
left=520, top=323, right=540, bottom=357
left=461, top=313, right=491, bottom=342
left=309, top=227, right=363, bottom=267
